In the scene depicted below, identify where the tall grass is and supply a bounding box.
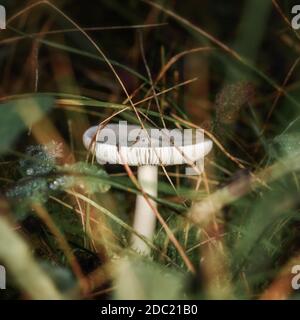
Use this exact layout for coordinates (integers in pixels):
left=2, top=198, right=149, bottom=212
left=1, top=0, right=300, bottom=300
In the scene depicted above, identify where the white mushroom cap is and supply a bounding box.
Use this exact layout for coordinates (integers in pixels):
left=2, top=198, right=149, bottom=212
left=83, top=124, right=212, bottom=166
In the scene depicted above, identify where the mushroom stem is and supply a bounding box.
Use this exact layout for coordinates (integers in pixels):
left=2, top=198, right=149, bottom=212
left=131, top=165, right=158, bottom=254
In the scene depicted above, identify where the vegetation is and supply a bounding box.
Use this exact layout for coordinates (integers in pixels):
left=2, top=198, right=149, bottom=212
left=1, top=0, right=300, bottom=300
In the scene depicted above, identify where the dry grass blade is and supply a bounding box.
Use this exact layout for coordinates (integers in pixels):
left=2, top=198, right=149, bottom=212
left=272, top=0, right=300, bottom=41
left=264, top=57, right=300, bottom=128
left=32, top=204, right=88, bottom=293
left=7, top=0, right=147, bottom=132
left=142, top=0, right=241, bottom=61
left=171, top=114, right=245, bottom=169
left=121, top=162, right=196, bottom=274
left=156, top=47, right=214, bottom=84
left=143, top=0, right=300, bottom=111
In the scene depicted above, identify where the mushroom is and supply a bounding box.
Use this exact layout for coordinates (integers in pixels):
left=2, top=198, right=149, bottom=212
left=83, top=122, right=212, bottom=254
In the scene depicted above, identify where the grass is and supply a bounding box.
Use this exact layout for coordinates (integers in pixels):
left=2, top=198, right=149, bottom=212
left=1, top=0, right=300, bottom=300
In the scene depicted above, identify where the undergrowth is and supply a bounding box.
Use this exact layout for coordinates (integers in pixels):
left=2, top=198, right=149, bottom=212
left=0, top=0, right=300, bottom=300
